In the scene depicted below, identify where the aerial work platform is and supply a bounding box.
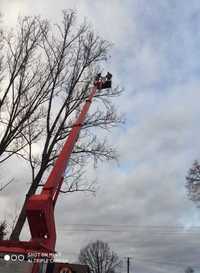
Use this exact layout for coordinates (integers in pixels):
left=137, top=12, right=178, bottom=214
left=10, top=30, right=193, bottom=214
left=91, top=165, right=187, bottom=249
left=0, top=74, right=112, bottom=273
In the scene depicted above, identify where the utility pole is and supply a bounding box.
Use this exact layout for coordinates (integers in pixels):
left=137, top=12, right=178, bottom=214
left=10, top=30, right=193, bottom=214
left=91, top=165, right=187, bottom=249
left=127, top=257, right=130, bottom=273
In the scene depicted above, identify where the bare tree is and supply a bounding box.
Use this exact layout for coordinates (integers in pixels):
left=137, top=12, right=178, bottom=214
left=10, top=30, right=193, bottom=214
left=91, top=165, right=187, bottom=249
left=0, top=221, right=7, bottom=240
left=8, top=11, right=122, bottom=240
left=185, top=266, right=194, bottom=273
left=79, top=240, right=122, bottom=273
left=185, top=160, right=200, bottom=204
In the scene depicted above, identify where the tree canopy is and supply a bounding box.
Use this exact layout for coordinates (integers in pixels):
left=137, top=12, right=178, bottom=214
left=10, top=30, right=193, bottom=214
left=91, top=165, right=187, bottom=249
left=186, top=160, right=200, bottom=204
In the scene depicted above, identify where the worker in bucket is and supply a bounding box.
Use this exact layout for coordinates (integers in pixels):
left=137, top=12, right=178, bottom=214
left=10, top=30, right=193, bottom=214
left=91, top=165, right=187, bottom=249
left=94, top=72, right=112, bottom=89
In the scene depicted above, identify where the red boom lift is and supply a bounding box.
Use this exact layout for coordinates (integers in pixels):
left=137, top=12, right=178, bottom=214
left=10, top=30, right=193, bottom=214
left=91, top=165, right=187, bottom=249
left=0, top=73, right=112, bottom=273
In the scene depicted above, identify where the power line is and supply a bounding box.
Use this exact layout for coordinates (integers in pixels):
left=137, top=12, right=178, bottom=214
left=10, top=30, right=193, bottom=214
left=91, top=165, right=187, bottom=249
left=57, top=228, right=200, bottom=235
left=58, top=223, right=200, bottom=229
left=54, top=252, right=200, bottom=270
left=133, top=256, right=200, bottom=269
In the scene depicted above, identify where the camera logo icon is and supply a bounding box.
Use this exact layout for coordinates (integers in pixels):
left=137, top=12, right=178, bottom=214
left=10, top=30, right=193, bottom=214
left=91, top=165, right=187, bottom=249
left=4, top=255, right=10, bottom=261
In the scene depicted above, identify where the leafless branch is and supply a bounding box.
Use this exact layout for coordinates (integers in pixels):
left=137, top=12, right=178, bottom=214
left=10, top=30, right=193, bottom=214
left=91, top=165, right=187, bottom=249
left=0, top=178, right=14, bottom=192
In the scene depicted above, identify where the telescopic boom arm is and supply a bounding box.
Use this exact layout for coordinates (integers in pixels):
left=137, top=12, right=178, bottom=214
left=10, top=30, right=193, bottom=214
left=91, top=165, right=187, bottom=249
left=0, top=73, right=112, bottom=258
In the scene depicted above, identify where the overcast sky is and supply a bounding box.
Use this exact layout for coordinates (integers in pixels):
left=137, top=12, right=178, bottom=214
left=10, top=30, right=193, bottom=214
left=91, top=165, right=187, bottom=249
left=1, top=1, right=200, bottom=272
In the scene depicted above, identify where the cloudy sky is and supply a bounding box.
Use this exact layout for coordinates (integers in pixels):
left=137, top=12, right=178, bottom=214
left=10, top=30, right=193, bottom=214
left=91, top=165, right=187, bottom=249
left=1, top=0, right=200, bottom=272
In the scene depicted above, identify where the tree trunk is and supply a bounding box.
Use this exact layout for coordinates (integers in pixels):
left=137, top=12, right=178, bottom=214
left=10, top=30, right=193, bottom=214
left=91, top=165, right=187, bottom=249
left=9, top=193, right=32, bottom=240
left=9, top=170, right=44, bottom=241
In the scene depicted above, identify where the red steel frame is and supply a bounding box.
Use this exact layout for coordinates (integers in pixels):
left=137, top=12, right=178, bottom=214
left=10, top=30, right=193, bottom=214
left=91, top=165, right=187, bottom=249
left=0, top=79, right=105, bottom=262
